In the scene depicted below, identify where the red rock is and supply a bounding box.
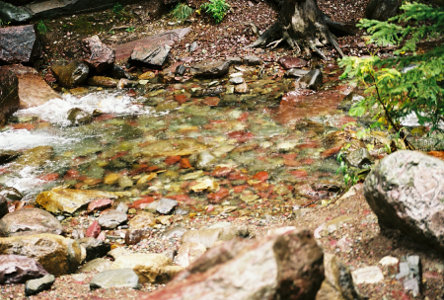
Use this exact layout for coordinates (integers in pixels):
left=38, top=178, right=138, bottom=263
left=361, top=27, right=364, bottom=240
left=202, top=97, right=220, bottom=106
left=168, top=194, right=196, bottom=205
left=284, top=160, right=300, bottom=167
left=86, top=221, right=101, bottom=238
left=278, top=56, right=308, bottom=70
left=320, top=146, right=342, bottom=158
left=130, top=197, right=155, bottom=209
left=207, top=188, right=229, bottom=204
left=87, top=199, right=113, bottom=213
left=298, top=141, right=319, bottom=149
left=206, top=205, right=215, bottom=213
left=38, top=173, right=59, bottom=182
left=97, top=231, right=106, bottom=241
left=233, top=185, right=248, bottom=193
left=299, top=158, right=315, bottom=165
left=82, top=35, right=115, bottom=74
left=227, top=131, right=254, bottom=142
left=174, top=94, right=189, bottom=104
left=290, top=170, right=308, bottom=178
left=11, top=123, right=35, bottom=130
left=165, top=156, right=181, bottom=165
left=211, top=167, right=232, bottom=177
left=252, top=171, right=269, bottom=182
left=282, top=153, right=298, bottom=160
left=180, top=158, right=192, bottom=169
left=228, top=173, right=248, bottom=181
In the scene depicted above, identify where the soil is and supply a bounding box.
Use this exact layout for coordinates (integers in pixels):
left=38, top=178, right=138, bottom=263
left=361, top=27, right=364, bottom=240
left=1, top=0, right=444, bottom=299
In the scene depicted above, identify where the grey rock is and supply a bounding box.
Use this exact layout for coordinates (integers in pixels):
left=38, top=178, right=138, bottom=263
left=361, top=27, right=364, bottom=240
left=365, top=0, right=401, bottom=21
left=284, top=68, right=310, bottom=78
left=77, top=258, right=112, bottom=273
left=227, top=57, right=243, bottom=65
left=0, top=1, right=32, bottom=24
left=130, top=44, right=171, bottom=69
left=110, top=65, right=135, bottom=80
left=0, top=25, right=37, bottom=65
left=364, top=150, right=444, bottom=250
left=90, top=268, right=139, bottom=290
left=301, top=69, right=323, bottom=90
left=0, top=186, right=22, bottom=201
left=190, top=60, right=230, bottom=79
left=351, top=266, right=384, bottom=284
left=346, top=148, right=372, bottom=168
left=189, top=41, right=198, bottom=53
left=396, top=255, right=422, bottom=297
left=25, top=274, right=55, bottom=296
left=163, top=226, right=188, bottom=239
left=243, top=55, right=262, bottom=66
left=175, top=64, right=186, bottom=76
left=195, top=151, right=216, bottom=170
left=98, top=209, right=128, bottom=229
left=156, top=198, right=178, bottom=215
left=0, top=66, right=20, bottom=126
left=82, top=35, right=115, bottom=74
left=77, top=237, right=111, bottom=262
left=0, top=208, right=63, bottom=237
left=176, top=242, right=206, bottom=268
left=229, top=76, right=244, bottom=85
left=116, top=202, right=129, bottom=213
left=0, top=255, right=48, bottom=284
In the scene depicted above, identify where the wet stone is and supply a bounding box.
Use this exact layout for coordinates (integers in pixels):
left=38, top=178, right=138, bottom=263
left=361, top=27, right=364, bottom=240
left=243, top=55, right=262, bottom=66
left=285, top=68, right=310, bottom=78
left=82, top=35, right=115, bottom=74
left=25, top=274, right=55, bottom=296
left=0, top=150, right=20, bottom=165
left=90, top=268, right=139, bottom=290
left=227, top=57, right=243, bottom=65
left=0, top=196, right=7, bottom=220
left=51, top=61, right=89, bottom=88
left=278, top=56, right=308, bottom=69
left=0, top=2, right=32, bottom=24
left=346, top=148, right=372, bottom=168
left=156, top=198, right=178, bottom=215
left=175, top=64, right=186, bottom=76
left=110, top=65, right=135, bottom=80
left=88, top=76, right=119, bottom=88
left=301, top=69, right=323, bottom=90
left=67, top=108, right=92, bottom=126
left=98, top=209, right=128, bottom=229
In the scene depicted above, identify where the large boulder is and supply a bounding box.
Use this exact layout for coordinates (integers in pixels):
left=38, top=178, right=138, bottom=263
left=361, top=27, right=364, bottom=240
left=0, top=255, right=48, bottom=284
left=0, top=208, right=63, bottom=237
left=82, top=35, right=115, bottom=74
left=0, top=1, right=32, bottom=24
left=0, top=233, right=82, bottom=276
left=36, top=187, right=117, bottom=215
left=140, top=229, right=324, bottom=300
left=1, top=64, right=61, bottom=108
left=0, top=25, right=38, bottom=64
left=365, top=0, right=401, bottom=21
left=364, top=150, right=444, bottom=250
left=0, top=67, right=20, bottom=126
left=51, top=60, right=89, bottom=88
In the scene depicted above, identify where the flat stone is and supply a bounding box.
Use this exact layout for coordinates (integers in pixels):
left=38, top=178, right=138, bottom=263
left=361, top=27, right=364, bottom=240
left=130, top=44, right=171, bottom=69
left=243, top=55, right=262, bottom=66
left=97, top=209, right=128, bottom=230
left=235, top=82, right=249, bottom=94
left=87, top=198, right=113, bottom=213
left=0, top=208, right=62, bottom=237
left=128, top=211, right=156, bottom=229
left=190, top=60, right=230, bottom=79
left=0, top=234, right=82, bottom=276
left=90, top=268, right=139, bottom=290
left=25, top=274, right=55, bottom=296
left=278, top=56, right=308, bottom=69
left=111, top=253, right=183, bottom=283
left=0, top=25, right=37, bottom=64
left=229, top=76, right=244, bottom=85
left=0, top=255, right=48, bottom=284
left=36, top=187, right=117, bottom=215
left=87, top=76, right=119, bottom=87
left=156, top=198, right=178, bottom=215
left=284, top=68, right=310, bottom=78
left=351, top=266, right=384, bottom=284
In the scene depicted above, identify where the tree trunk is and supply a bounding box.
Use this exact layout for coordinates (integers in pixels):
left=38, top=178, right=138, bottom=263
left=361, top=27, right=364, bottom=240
left=248, top=0, right=346, bottom=59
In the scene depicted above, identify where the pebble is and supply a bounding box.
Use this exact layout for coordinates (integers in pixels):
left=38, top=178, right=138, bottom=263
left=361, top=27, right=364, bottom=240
left=156, top=198, right=178, bottom=215
left=98, top=209, right=128, bottom=229
left=90, top=268, right=139, bottom=290
left=351, top=266, right=384, bottom=284
left=25, top=274, right=55, bottom=296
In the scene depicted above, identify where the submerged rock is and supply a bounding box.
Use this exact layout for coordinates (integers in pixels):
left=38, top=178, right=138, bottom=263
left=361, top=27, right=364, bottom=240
left=0, top=233, right=82, bottom=276
left=36, top=187, right=117, bottom=215
left=0, top=208, right=62, bottom=237
left=87, top=76, right=119, bottom=87
left=51, top=61, right=89, bottom=88
left=140, top=229, right=324, bottom=300
left=364, top=150, right=444, bottom=250
left=67, top=107, right=92, bottom=126
left=0, top=255, right=48, bottom=284
left=285, top=68, right=310, bottom=78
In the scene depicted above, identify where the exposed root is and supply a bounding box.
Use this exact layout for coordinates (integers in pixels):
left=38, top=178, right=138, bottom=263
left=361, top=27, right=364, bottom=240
left=309, top=40, right=327, bottom=60
left=267, top=38, right=284, bottom=49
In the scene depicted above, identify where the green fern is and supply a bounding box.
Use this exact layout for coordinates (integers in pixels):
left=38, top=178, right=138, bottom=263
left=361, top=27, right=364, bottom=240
left=340, top=2, right=444, bottom=133
left=172, top=3, right=194, bottom=21
left=200, top=0, right=231, bottom=24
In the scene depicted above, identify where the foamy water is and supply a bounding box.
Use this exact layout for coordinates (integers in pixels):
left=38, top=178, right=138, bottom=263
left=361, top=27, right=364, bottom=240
left=0, top=129, right=79, bottom=151
left=14, top=91, right=152, bottom=126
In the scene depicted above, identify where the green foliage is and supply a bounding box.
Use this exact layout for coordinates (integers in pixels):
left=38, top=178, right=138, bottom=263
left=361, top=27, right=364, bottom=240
left=172, top=3, right=194, bottom=21
left=113, top=3, right=124, bottom=14
left=126, top=26, right=135, bottom=32
left=200, top=0, right=231, bottom=24
left=36, top=20, right=48, bottom=34
left=336, top=153, right=360, bottom=186
left=339, top=2, right=444, bottom=133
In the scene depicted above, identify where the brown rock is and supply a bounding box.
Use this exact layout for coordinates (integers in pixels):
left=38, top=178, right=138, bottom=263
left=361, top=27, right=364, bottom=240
left=128, top=211, right=157, bottom=229
left=140, top=229, right=324, bottom=300
left=82, top=35, right=115, bottom=74
left=1, top=64, right=61, bottom=109
left=0, top=255, right=48, bottom=284
left=0, top=196, right=8, bottom=220
left=0, top=234, right=82, bottom=276
left=0, top=25, right=38, bottom=64
left=87, top=76, right=119, bottom=87
left=0, top=208, right=62, bottom=237
left=125, top=228, right=151, bottom=245
left=190, top=60, right=230, bottom=79
left=51, top=61, right=89, bottom=88
left=0, top=66, right=20, bottom=127
left=278, top=56, right=308, bottom=70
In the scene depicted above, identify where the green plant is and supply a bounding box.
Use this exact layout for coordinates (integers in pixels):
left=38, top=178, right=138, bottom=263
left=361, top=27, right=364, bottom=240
left=336, top=153, right=360, bottom=186
left=126, top=26, right=135, bottom=32
left=339, top=2, right=444, bottom=134
left=200, top=0, right=231, bottom=24
left=113, top=3, right=124, bottom=14
left=172, top=3, right=194, bottom=21
left=36, top=20, right=48, bottom=34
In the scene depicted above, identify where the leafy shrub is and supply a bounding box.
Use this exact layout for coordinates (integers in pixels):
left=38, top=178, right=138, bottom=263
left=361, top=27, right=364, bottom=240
left=36, top=20, right=48, bottom=34
left=172, top=3, right=194, bottom=21
left=200, top=0, right=231, bottom=24
left=339, top=2, right=444, bottom=133
left=113, top=3, right=124, bottom=14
